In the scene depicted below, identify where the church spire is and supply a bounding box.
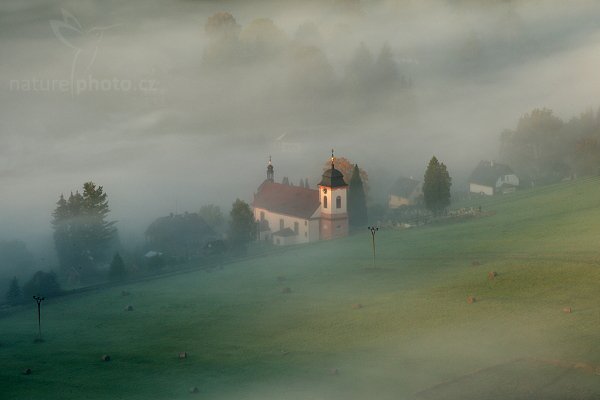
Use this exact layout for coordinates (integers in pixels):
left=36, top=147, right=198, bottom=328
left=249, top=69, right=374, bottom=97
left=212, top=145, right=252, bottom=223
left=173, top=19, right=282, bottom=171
left=331, top=149, right=335, bottom=169
left=267, top=155, right=274, bottom=182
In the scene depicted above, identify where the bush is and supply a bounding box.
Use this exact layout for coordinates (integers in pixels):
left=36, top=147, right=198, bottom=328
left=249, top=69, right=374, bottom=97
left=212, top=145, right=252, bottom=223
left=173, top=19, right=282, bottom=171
left=22, top=271, right=61, bottom=298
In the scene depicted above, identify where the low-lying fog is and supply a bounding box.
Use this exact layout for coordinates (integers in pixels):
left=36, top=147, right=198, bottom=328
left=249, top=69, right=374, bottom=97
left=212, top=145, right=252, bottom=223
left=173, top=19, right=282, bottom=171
left=2, top=0, right=600, bottom=260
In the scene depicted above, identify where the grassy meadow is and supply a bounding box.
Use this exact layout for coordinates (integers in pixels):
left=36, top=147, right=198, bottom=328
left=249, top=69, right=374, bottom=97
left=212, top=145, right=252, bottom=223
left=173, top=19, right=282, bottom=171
left=1, top=177, right=600, bottom=399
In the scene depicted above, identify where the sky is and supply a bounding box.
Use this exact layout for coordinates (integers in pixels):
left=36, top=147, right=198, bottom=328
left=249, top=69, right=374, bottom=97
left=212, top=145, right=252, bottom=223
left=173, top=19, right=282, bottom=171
left=2, top=0, right=600, bottom=259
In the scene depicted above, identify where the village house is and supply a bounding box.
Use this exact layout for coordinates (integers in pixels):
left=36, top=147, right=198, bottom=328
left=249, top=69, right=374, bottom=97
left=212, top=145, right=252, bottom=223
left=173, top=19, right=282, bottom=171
left=252, top=153, right=349, bottom=246
left=388, top=176, right=422, bottom=208
left=469, top=160, right=519, bottom=195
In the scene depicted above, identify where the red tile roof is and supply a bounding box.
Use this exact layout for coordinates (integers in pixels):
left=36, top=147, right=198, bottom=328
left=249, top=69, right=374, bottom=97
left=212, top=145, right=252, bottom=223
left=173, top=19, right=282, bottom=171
left=253, top=181, right=320, bottom=219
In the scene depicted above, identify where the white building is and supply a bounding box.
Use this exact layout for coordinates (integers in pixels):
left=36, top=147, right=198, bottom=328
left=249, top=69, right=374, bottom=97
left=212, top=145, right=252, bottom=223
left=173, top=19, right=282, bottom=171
left=469, top=160, right=519, bottom=195
left=252, top=153, right=349, bottom=246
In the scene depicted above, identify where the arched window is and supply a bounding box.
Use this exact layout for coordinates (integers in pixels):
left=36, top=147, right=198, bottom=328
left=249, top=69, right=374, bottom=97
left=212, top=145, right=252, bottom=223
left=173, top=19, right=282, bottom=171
left=323, top=196, right=328, bottom=208
left=336, top=196, right=342, bottom=209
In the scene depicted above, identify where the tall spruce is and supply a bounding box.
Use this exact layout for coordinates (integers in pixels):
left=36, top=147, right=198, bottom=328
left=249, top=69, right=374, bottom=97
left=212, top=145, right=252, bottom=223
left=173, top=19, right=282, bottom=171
left=52, top=182, right=117, bottom=281
left=423, top=156, right=452, bottom=216
left=348, top=164, right=368, bottom=228
left=6, top=276, right=22, bottom=305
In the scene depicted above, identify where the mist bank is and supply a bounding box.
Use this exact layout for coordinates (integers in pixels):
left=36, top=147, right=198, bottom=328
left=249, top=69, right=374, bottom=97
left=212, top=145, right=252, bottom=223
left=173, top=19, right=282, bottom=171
left=2, top=0, right=600, bottom=257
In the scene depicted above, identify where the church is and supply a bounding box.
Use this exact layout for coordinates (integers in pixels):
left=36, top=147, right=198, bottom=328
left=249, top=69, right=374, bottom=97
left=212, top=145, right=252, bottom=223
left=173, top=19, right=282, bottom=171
left=252, top=152, right=349, bottom=246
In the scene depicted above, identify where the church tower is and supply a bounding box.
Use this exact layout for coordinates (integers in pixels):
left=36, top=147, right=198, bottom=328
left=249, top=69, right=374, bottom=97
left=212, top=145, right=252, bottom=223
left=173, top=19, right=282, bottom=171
left=266, top=156, right=274, bottom=182
left=318, top=150, right=349, bottom=240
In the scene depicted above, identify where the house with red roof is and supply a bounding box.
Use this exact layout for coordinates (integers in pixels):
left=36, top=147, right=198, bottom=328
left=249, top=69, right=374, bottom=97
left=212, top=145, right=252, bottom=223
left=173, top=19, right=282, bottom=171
left=253, top=153, right=349, bottom=246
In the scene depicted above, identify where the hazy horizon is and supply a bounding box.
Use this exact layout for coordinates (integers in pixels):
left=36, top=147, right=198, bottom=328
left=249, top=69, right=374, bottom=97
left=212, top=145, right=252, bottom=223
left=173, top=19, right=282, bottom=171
left=2, top=0, right=600, bottom=259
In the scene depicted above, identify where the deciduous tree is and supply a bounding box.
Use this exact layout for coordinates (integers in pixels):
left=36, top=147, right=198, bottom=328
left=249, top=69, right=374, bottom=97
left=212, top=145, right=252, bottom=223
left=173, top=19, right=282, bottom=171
left=228, top=199, right=256, bottom=254
left=323, top=156, right=369, bottom=194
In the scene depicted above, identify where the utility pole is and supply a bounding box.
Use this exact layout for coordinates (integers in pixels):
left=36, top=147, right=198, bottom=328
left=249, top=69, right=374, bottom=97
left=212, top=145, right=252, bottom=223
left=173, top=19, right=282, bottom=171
left=33, top=295, right=45, bottom=342
left=368, top=226, right=379, bottom=269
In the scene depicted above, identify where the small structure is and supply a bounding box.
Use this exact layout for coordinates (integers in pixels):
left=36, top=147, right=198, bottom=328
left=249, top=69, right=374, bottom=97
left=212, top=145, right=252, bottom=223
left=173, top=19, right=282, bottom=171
left=388, top=176, right=422, bottom=208
left=469, top=160, right=519, bottom=195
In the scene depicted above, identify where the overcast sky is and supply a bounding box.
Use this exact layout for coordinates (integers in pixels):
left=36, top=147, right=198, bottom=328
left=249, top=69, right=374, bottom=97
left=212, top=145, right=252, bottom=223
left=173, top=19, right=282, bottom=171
left=2, top=0, right=600, bottom=256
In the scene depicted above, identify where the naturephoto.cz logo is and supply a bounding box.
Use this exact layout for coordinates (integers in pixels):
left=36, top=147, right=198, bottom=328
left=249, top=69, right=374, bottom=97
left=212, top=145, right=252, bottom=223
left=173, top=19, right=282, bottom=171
left=8, top=9, right=159, bottom=97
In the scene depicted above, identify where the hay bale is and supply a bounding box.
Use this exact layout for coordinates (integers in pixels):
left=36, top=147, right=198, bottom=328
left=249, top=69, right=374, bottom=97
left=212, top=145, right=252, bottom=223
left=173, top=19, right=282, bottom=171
left=121, top=290, right=130, bottom=297
left=472, top=260, right=481, bottom=266
left=329, top=368, right=339, bottom=375
left=189, top=386, right=200, bottom=394
left=563, top=307, right=572, bottom=314
left=124, top=305, right=134, bottom=311
left=281, top=287, right=292, bottom=294
left=101, top=355, right=111, bottom=362
left=574, top=362, right=595, bottom=374
left=23, top=368, right=32, bottom=375
left=179, top=352, right=188, bottom=359
left=351, top=303, right=363, bottom=310
left=488, top=271, right=497, bottom=280
left=467, top=296, right=477, bottom=304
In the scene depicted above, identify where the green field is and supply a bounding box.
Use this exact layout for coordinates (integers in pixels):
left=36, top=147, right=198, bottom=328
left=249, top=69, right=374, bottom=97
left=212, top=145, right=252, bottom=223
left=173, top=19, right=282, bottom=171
left=2, top=178, right=600, bottom=400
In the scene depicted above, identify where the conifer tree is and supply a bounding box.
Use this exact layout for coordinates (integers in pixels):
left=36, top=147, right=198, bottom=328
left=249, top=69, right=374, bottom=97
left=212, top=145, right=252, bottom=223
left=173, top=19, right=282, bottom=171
left=51, top=182, right=117, bottom=281
left=423, top=156, right=452, bottom=216
left=348, top=164, right=368, bottom=228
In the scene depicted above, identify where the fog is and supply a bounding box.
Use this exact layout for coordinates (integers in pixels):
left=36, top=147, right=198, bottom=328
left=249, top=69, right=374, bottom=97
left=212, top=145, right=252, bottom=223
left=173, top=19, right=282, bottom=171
left=2, top=0, right=600, bottom=258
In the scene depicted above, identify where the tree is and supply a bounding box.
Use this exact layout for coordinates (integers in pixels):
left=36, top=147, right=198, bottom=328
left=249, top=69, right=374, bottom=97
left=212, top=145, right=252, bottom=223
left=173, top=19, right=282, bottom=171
left=6, top=277, right=22, bottom=305
left=423, top=156, right=452, bottom=216
left=323, top=156, right=369, bottom=194
left=108, top=253, right=127, bottom=282
left=203, top=12, right=242, bottom=67
left=347, top=164, right=368, bottom=229
left=22, top=271, right=61, bottom=298
left=500, top=108, right=566, bottom=184
left=145, top=213, right=216, bottom=260
left=228, top=199, right=256, bottom=254
left=51, top=182, right=118, bottom=282
left=198, top=204, right=225, bottom=232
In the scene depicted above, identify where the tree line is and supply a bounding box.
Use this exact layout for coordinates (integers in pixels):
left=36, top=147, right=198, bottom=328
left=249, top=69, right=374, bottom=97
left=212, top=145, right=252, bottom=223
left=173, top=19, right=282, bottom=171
left=500, top=107, right=600, bottom=185
left=4, top=154, right=453, bottom=305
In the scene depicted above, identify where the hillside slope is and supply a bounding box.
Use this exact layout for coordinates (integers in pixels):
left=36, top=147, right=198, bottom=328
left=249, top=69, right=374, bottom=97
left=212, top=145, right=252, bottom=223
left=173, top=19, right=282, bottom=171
left=1, top=178, right=600, bottom=400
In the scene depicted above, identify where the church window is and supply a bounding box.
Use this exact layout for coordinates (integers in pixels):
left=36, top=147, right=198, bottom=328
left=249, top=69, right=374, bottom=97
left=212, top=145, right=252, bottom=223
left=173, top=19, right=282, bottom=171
left=336, top=196, right=342, bottom=209
left=324, top=196, right=328, bottom=208
left=280, top=219, right=284, bottom=230
left=260, top=211, right=265, bottom=221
